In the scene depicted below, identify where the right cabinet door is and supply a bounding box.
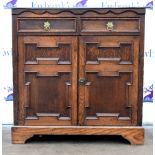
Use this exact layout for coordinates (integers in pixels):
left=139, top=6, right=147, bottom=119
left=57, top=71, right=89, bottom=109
left=79, top=36, right=140, bottom=126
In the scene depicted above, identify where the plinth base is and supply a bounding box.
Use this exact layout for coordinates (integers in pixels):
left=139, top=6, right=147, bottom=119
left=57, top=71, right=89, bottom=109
left=12, top=126, right=144, bottom=145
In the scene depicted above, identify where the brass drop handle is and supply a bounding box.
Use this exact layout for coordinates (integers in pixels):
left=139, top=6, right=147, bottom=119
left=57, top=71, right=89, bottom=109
left=79, top=78, right=87, bottom=85
left=106, top=21, right=114, bottom=31
left=43, top=21, right=51, bottom=31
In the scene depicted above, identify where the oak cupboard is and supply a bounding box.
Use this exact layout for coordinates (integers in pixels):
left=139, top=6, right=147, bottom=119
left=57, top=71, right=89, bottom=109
left=12, top=8, right=145, bottom=144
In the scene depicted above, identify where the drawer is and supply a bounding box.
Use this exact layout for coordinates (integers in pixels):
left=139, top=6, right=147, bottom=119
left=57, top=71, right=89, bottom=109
left=80, top=18, right=140, bottom=33
left=17, top=18, right=76, bottom=33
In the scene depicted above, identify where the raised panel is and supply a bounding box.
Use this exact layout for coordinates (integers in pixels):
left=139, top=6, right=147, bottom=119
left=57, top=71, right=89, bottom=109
left=25, top=43, right=71, bottom=63
left=25, top=72, right=71, bottom=116
left=85, top=42, right=133, bottom=64
left=85, top=72, right=132, bottom=120
left=24, top=37, right=72, bottom=64
left=24, top=72, right=72, bottom=125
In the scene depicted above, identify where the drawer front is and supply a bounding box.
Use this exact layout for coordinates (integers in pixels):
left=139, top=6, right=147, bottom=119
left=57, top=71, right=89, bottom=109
left=81, top=18, right=140, bottom=33
left=17, top=18, right=76, bottom=33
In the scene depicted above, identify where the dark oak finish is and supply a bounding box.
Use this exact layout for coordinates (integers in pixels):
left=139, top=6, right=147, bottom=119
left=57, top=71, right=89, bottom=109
left=12, top=8, right=145, bottom=144
left=79, top=35, right=140, bottom=126
left=17, top=36, right=77, bottom=126
left=18, top=18, right=76, bottom=33
left=81, top=18, right=140, bottom=33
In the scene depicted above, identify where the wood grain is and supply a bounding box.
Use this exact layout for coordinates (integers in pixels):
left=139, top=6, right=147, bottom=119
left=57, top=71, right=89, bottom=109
left=12, top=126, right=144, bottom=145
left=12, top=8, right=145, bottom=144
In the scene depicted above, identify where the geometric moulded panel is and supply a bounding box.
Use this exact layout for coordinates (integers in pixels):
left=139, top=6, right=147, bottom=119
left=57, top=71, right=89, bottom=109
left=23, top=36, right=73, bottom=65
left=86, top=42, right=133, bottom=64
left=85, top=72, right=132, bottom=123
left=25, top=43, right=71, bottom=64
left=24, top=72, right=71, bottom=121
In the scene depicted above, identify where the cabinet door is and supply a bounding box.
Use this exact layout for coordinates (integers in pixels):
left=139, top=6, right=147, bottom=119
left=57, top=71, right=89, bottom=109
left=79, top=36, right=140, bottom=126
left=18, top=36, right=77, bottom=125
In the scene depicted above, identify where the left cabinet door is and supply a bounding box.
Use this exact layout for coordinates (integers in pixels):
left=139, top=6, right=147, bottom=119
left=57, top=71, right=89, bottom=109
left=17, top=36, right=78, bottom=126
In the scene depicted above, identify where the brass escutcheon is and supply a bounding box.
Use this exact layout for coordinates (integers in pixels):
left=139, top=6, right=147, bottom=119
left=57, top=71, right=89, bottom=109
left=43, top=21, right=51, bottom=31
left=106, top=21, right=114, bottom=31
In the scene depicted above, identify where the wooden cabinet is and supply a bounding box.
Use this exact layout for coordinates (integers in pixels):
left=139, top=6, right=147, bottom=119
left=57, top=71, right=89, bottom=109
left=12, top=8, right=145, bottom=144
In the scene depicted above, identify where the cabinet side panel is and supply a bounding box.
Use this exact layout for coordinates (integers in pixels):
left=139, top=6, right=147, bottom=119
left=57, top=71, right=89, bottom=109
left=12, top=13, right=19, bottom=125
left=138, top=15, right=145, bottom=126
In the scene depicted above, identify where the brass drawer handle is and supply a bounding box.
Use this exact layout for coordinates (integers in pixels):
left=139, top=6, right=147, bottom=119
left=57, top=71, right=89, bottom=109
left=106, top=21, right=114, bottom=31
left=43, top=21, right=51, bottom=31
